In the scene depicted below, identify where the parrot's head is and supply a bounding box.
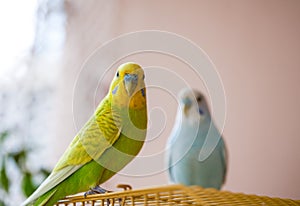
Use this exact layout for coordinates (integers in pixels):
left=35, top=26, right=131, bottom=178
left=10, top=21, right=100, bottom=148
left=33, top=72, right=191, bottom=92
left=109, top=62, right=146, bottom=110
left=178, top=88, right=210, bottom=121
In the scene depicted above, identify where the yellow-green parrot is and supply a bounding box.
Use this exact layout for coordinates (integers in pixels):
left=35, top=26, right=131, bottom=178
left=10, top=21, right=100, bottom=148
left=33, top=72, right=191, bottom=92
left=22, top=62, right=147, bottom=206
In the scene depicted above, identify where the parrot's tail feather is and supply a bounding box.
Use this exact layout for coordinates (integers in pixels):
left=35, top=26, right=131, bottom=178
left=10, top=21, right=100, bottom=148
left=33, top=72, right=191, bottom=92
left=22, top=165, right=81, bottom=206
left=34, top=189, right=57, bottom=206
left=21, top=188, right=57, bottom=206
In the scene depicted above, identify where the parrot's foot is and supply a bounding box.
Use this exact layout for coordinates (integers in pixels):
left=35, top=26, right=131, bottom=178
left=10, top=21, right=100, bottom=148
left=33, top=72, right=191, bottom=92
left=84, top=185, right=124, bottom=205
left=84, top=186, right=113, bottom=205
left=84, top=185, right=110, bottom=197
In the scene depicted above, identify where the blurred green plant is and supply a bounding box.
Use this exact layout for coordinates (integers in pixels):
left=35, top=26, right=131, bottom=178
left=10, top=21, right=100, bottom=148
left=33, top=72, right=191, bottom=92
left=0, top=130, right=50, bottom=204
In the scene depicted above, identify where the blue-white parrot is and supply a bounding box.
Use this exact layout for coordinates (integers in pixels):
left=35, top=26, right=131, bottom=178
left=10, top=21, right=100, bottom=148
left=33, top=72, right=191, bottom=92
left=166, top=88, right=227, bottom=189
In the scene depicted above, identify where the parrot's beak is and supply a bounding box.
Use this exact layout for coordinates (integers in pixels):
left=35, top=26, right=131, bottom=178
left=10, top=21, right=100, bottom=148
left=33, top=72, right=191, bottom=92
left=124, top=74, right=138, bottom=96
left=182, top=98, right=192, bottom=116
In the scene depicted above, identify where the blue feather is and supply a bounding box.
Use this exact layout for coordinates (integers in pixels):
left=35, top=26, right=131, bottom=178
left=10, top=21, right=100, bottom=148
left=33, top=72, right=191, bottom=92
left=112, top=86, right=118, bottom=95
left=141, top=88, right=145, bottom=97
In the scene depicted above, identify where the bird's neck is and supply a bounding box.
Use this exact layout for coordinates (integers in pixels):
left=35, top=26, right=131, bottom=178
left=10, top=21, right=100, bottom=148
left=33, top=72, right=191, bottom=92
left=110, top=90, right=146, bottom=110
left=128, top=90, right=147, bottom=110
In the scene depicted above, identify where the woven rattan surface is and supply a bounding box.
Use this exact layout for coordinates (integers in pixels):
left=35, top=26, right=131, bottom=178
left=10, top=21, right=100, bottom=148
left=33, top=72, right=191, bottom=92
left=56, top=184, right=300, bottom=206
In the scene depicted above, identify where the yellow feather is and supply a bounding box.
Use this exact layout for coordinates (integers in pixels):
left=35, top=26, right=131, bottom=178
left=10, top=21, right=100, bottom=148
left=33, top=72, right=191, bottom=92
left=22, top=62, right=147, bottom=206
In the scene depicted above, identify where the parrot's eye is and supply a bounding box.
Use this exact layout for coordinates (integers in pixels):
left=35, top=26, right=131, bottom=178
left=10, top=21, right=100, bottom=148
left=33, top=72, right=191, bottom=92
left=196, top=96, right=202, bottom=102
left=116, top=71, right=119, bottom=77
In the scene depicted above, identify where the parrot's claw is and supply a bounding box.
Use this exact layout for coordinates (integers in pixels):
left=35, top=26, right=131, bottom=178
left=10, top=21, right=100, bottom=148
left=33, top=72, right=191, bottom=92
left=84, top=185, right=110, bottom=197
left=84, top=186, right=124, bottom=205
left=84, top=186, right=112, bottom=205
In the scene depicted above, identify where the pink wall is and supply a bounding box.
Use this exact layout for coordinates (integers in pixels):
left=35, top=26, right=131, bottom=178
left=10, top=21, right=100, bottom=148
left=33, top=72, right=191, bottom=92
left=55, top=0, right=300, bottom=199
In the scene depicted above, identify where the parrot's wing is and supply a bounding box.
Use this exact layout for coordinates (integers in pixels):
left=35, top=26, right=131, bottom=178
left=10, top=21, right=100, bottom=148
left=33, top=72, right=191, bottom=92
left=167, top=154, right=176, bottom=183
left=23, top=98, right=122, bottom=205
left=220, top=137, right=228, bottom=185
left=166, top=149, right=175, bottom=183
left=206, top=122, right=228, bottom=186
left=166, top=122, right=180, bottom=183
left=166, top=139, right=174, bottom=183
left=203, top=121, right=228, bottom=186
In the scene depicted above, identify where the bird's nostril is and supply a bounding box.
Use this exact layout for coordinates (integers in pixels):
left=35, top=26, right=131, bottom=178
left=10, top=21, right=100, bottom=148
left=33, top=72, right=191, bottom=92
left=125, top=74, right=138, bottom=81
left=182, top=98, right=192, bottom=106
